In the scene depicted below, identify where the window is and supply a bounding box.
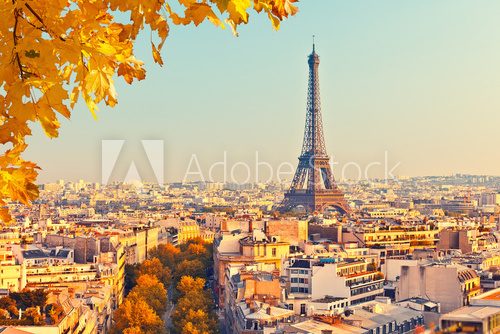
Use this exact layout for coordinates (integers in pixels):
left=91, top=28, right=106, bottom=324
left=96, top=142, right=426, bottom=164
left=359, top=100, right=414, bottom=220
left=291, top=287, right=299, bottom=293
left=288, top=304, right=293, bottom=310
left=291, top=278, right=299, bottom=283
left=272, top=248, right=277, bottom=256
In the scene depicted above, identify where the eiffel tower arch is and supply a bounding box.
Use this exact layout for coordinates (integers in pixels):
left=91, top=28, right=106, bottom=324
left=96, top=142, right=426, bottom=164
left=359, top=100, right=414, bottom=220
left=281, top=43, right=350, bottom=215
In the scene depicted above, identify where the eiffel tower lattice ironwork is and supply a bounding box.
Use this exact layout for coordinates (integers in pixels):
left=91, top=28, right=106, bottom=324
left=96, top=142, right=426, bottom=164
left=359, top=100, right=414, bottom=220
left=281, top=42, right=349, bottom=214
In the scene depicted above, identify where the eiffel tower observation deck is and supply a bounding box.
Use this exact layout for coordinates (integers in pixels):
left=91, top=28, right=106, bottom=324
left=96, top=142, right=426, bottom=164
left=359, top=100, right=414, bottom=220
left=281, top=42, right=350, bottom=214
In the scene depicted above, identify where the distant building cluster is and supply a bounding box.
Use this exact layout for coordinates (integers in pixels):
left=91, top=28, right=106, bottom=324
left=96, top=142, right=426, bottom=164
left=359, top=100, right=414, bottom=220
left=0, top=175, right=499, bottom=333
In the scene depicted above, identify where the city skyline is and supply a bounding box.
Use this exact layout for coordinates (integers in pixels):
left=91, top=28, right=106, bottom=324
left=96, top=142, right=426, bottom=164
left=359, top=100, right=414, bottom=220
left=25, top=0, right=500, bottom=183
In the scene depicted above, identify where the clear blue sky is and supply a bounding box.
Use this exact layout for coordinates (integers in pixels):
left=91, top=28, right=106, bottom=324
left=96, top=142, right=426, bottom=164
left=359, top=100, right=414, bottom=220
left=26, top=0, right=500, bottom=183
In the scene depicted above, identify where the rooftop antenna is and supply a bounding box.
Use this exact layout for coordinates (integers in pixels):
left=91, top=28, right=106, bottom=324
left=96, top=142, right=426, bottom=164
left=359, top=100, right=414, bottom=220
left=312, top=35, right=315, bottom=53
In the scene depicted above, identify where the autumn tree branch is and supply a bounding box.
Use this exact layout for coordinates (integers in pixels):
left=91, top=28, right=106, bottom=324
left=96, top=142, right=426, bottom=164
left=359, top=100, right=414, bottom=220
left=24, top=3, right=66, bottom=41
left=13, top=8, right=24, bottom=80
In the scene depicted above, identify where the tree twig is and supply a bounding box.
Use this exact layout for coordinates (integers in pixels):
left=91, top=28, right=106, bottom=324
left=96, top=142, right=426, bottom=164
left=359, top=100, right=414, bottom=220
left=24, top=2, right=66, bottom=41
left=13, top=8, right=24, bottom=80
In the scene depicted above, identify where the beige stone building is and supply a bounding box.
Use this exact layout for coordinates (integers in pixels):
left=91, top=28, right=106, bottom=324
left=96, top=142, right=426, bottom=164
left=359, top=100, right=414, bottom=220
left=177, top=220, right=215, bottom=244
left=0, top=244, right=24, bottom=292
left=264, top=219, right=308, bottom=246
left=343, top=225, right=440, bottom=251
left=438, top=229, right=478, bottom=254
left=440, top=287, right=500, bottom=333
left=214, top=230, right=290, bottom=307
left=398, top=262, right=481, bottom=313
left=224, top=265, right=289, bottom=333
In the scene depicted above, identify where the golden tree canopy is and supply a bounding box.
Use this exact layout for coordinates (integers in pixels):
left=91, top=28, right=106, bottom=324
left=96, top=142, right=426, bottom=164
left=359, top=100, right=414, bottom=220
left=112, top=294, right=166, bottom=334
left=177, top=275, right=205, bottom=296
left=0, top=0, right=299, bottom=222
left=137, top=257, right=172, bottom=288
left=129, top=274, right=168, bottom=315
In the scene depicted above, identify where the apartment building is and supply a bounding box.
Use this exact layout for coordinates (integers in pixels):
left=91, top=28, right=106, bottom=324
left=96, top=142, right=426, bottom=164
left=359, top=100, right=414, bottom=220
left=343, top=225, right=440, bottom=251
left=224, top=265, right=293, bottom=333
left=438, top=229, right=478, bottom=254
left=398, top=262, right=481, bottom=313
left=177, top=220, right=215, bottom=244
left=285, top=258, right=384, bottom=314
left=11, top=242, right=125, bottom=308
left=0, top=244, right=24, bottom=292
left=214, top=229, right=290, bottom=307
left=440, top=287, right=500, bottom=333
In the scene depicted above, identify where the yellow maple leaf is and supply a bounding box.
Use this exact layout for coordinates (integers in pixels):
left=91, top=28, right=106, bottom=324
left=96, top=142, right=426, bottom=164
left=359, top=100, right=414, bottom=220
left=152, top=43, right=164, bottom=66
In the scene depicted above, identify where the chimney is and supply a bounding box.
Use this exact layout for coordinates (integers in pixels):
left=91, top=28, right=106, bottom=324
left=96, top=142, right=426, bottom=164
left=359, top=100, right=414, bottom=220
left=249, top=220, right=253, bottom=233
left=266, top=307, right=271, bottom=315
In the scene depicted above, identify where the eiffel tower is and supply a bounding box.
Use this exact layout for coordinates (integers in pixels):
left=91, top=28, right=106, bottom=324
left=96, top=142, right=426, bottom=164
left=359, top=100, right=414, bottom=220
left=281, top=42, right=349, bottom=214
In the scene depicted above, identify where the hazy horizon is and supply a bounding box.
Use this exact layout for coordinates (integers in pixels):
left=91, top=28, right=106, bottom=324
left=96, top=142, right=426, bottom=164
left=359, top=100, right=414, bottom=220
left=37, top=173, right=500, bottom=186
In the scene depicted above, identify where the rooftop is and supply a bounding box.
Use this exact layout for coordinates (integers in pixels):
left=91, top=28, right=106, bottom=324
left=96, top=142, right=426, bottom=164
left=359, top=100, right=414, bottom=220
left=440, top=306, right=500, bottom=322
left=312, top=296, right=348, bottom=303
left=285, top=319, right=365, bottom=334
left=22, top=249, right=48, bottom=259
left=480, top=290, right=500, bottom=301
left=290, top=260, right=311, bottom=269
